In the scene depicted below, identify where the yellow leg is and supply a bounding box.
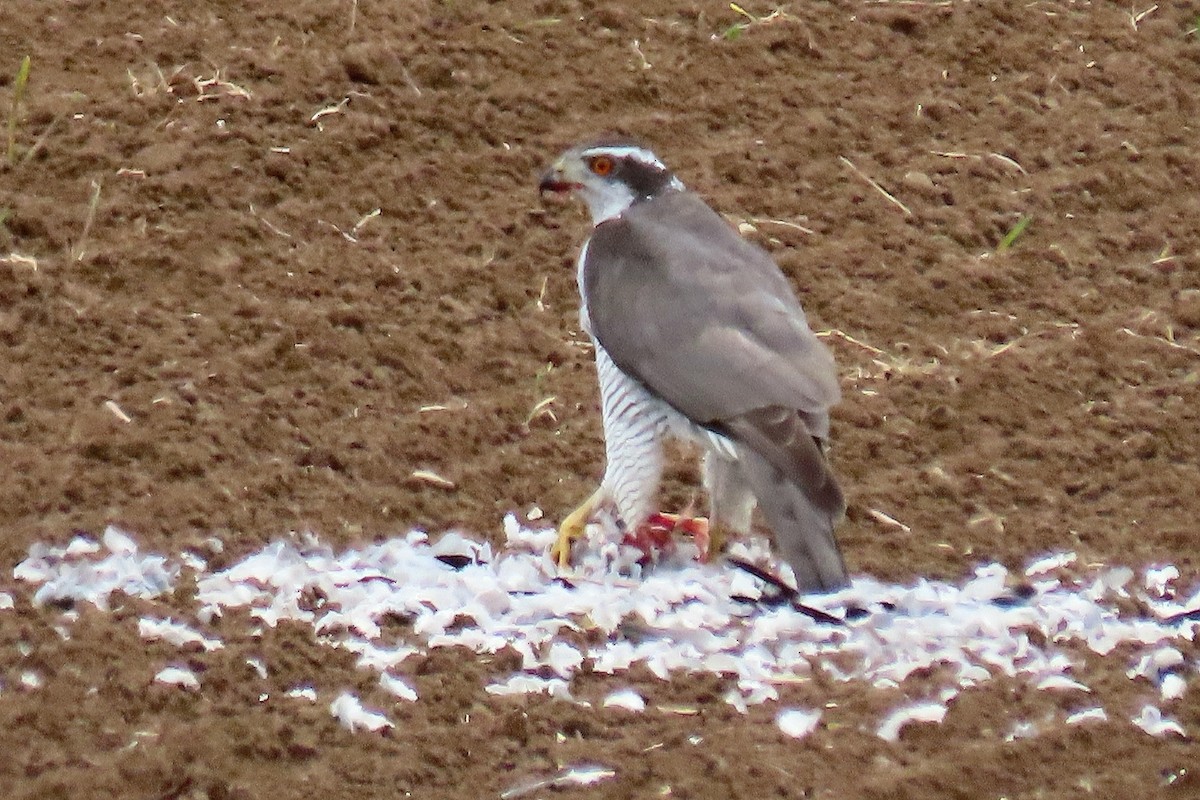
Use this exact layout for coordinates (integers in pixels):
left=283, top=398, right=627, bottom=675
left=705, top=520, right=726, bottom=560
left=551, top=487, right=605, bottom=569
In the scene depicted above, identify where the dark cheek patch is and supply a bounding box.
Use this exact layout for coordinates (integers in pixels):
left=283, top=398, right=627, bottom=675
left=616, top=159, right=674, bottom=200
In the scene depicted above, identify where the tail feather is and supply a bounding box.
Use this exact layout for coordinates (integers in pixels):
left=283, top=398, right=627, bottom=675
left=739, top=446, right=848, bottom=592
left=712, top=406, right=848, bottom=592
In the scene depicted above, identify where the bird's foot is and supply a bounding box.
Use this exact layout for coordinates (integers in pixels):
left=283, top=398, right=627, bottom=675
left=632, top=512, right=715, bottom=563
left=551, top=488, right=605, bottom=570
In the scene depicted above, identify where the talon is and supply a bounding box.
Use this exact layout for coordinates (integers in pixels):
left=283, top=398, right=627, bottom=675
left=552, top=488, right=605, bottom=569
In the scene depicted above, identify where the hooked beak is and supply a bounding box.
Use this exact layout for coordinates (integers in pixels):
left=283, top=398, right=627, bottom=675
left=538, top=160, right=580, bottom=196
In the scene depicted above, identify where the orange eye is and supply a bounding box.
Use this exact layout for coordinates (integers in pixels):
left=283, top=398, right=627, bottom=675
left=589, top=155, right=614, bottom=176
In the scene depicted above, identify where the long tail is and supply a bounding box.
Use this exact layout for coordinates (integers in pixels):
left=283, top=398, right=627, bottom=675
left=739, top=444, right=848, bottom=592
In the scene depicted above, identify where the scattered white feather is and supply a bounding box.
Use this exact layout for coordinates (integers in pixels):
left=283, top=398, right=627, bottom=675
left=601, top=688, right=645, bottom=712
left=63, top=536, right=101, bottom=556
left=20, top=671, right=42, bottom=690
left=500, top=764, right=616, bottom=800
left=286, top=686, right=318, bottom=702
left=734, top=679, right=778, bottom=708
left=776, top=707, right=821, bottom=739
left=380, top=672, right=418, bottom=701
left=1127, top=646, right=1184, bottom=680
left=1004, top=719, right=1041, bottom=741
left=180, top=551, right=208, bottom=572
left=431, top=531, right=490, bottom=563
left=1065, top=707, right=1108, bottom=725
left=543, top=642, right=584, bottom=678
left=103, top=527, right=138, bottom=556
left=724, top=688, right=749, bottom=714
left=345, top=642, right=420, bottom=672
left=1025, top=551, right=1076, bottom=576
left=12, top=521, right=1199, bottom=735
left=246, top=657, right=268, bottom=679
left=1035, top=675, right=1091, bottom=692
left=139, top=617, right=224, bottom=651
left=1143, top=585, right=1200, bottom=623
left=1160, top=673, right=1187, bottom=701
left=1131, top=705, right=1186, bottom=738
left=330, top=692, right=393, bottom=733
left=548, top=764, right=615, bottom=787
left=1145, top=565, right=1180, bottom=597
left=155, top=666, right=200, bottom=690
left=0, top=592, right=13, bottom=611
left=16, top=527, right=177, bottom=609
left=877, top=702, right=947, bottom=742
left=1098, top=566, right=1134, bottom=596
left=486, top=675, right=573, bottom=700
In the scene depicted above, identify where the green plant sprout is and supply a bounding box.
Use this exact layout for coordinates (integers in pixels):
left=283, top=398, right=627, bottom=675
left=6, top=56, right=31, bottom=165
left=997, top=215, right=1032, bottom=252
left=720, top=4, right=789, bottom=41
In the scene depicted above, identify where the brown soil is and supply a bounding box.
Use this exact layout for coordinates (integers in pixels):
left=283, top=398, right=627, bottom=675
left=2, top=1, right=1198, bottom=798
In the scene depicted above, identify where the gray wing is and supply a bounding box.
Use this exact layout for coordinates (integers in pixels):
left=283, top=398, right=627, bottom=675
left=582, top=191, right=848, bottom=590
left=582, top=191, right=839, bottom=439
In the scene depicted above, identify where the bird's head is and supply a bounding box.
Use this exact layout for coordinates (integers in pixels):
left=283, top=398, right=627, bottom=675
left=539, top=140, right=684, bottom=225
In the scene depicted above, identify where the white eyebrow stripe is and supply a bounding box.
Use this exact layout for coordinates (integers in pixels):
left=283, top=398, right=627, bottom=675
left=580, top=145, right=666, bottom=170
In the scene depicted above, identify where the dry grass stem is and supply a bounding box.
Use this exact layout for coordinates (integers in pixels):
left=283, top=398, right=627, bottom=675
left=967, top=511, right=1006, bottom=534
left=248, top=204, right=293, bottom=239
left=525, top=396, right=558, bottom=427
left=401, top=67, right=423, bottom=96
left=839, top=156, right=912, bottom=216
left=320, top=219, right=353, bottom=241
left=931, top=150, right=1027, bottom=174
left=310, top=97, right=350, bottom=125
left=103, top=400, right=133, bottom=423
left=71, top=179, right=103, bottom=261
left=352, top=208, right=382, bottom=237
left=418, top=398, right=468, bottom=413
left=816, top=328, right=887, bottom=355
left=748, top=217, right=815, bottom=235
left=194, top=70, right=252, bottom=101
left=631, top=39, right=652, bottom=70
left=127, top=63, right=174, bottom=97
left=409, top=470, right=456, bottom=490
left=2, top=252, right=39, bottom=271
left=1130, top=4, right=1158, bottom=30
left=20, top=112, right=63, bottom=166
left=867, top=508, right=911, bottom=533
left=987, top=153, right=1027, bottom=174
left=1121, top=327, right=1200, bottom=357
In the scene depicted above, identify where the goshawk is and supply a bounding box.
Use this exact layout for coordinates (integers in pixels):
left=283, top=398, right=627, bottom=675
left=539, top=139, right=849, bottom=592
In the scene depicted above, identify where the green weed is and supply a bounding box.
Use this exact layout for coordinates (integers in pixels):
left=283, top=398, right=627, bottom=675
left=719, top=4, right=789, bottom=41
left=997, top=215, right=1032, bottom=252
left=6, top=56, right=31, bottom=165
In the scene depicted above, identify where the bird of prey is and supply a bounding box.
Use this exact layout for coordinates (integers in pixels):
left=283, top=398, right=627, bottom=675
left=538, top=139, right=849, bottom=592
